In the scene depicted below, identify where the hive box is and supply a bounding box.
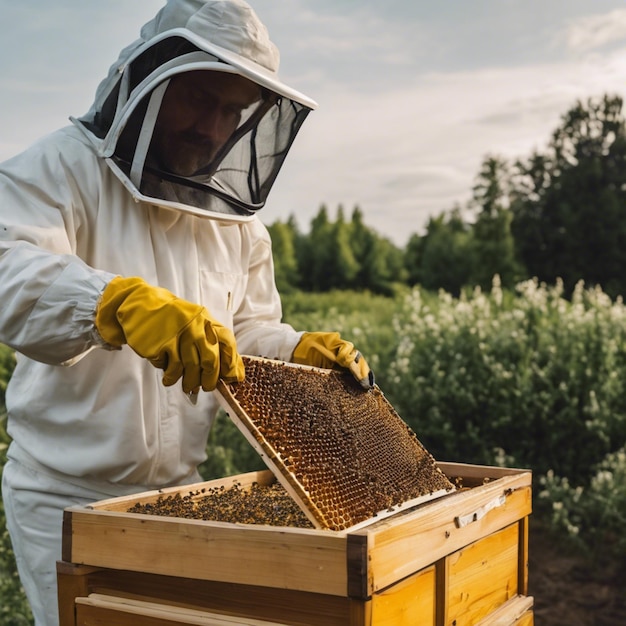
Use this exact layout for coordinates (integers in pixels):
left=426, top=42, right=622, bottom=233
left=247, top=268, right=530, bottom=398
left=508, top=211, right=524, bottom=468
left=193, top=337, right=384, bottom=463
left=58, top=462, right=533, bottom=626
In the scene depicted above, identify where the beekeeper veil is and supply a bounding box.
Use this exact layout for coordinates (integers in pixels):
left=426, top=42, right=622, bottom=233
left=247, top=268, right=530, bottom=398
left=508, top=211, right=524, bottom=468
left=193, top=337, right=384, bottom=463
left=72, top=0, right=317, bottom=220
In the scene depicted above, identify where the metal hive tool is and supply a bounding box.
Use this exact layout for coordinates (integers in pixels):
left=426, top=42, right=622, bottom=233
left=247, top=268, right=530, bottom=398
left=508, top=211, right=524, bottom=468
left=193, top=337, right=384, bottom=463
left=216, top=356, right=455, bottom=531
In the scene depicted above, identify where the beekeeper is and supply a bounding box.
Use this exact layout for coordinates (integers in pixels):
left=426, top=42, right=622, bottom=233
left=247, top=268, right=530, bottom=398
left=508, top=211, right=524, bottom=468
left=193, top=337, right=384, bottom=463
left=0, top=1, right=373, bottom=624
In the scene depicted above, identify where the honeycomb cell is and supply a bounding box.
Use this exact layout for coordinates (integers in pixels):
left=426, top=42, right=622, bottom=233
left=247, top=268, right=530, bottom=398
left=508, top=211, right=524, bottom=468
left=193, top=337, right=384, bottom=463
left=217, top=356, right=454, bottom=531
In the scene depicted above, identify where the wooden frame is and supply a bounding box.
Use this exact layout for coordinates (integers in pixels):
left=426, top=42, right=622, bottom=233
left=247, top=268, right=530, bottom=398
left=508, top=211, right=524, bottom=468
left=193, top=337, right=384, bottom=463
left=214, top=357, right=455, bottom=532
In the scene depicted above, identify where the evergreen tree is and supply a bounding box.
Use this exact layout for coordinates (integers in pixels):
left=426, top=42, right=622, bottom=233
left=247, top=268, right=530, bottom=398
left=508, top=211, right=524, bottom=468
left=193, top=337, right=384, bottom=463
left=470, top=156, right=523, bottom=290
left=350, top=206, right=402, bottom=293
left=305, top=205, right=336, bottom=291
left=511, top=94, right=626, bottom=297
left=266, top=220, right=300, bottom=293
left=328, top=205, right=359, bottom=290
left=418, top=209, right=473, bottom=295
left=404, top=232, right=424, bottom=287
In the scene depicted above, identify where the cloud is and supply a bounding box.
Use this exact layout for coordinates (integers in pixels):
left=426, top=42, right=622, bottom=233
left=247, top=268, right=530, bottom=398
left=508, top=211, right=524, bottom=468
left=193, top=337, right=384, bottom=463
left=262, top=40, right=626, bottom=245
left=4, top=1, right=626, bottom=248
left=566, top=8, right=626, bottom=52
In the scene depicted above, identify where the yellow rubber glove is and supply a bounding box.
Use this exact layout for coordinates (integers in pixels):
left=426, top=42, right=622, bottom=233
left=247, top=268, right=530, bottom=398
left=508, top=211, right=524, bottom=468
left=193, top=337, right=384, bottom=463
left=95, top=276, right=244, bottom=393
left=291, top=331, right=374, bottom=390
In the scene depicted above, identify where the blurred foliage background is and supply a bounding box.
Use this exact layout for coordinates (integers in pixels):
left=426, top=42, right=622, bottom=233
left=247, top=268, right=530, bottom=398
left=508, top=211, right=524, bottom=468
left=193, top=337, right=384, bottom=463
left=2, top=93, right=626, bottom=623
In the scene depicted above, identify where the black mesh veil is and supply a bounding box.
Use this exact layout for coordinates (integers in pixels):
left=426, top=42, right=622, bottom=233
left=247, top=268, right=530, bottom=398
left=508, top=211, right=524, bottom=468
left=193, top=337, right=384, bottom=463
left=74, top=34, right=315, bottom=220
left=113, top=83, right=310, bottom=217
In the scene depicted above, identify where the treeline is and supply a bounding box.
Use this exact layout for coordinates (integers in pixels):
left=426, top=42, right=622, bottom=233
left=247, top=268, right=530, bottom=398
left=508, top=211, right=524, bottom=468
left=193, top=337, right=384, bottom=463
left=269, top=94, right=626, bottom=299
left=268, top=205, right=406, bottom=296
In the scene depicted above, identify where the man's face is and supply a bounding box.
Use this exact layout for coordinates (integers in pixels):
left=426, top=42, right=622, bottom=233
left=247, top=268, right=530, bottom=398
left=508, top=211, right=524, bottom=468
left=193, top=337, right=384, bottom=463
left=150, top=70, right=262, bottom=176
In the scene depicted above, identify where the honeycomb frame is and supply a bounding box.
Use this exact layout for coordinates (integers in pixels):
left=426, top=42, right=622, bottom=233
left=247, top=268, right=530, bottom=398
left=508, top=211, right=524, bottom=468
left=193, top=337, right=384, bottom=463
left=216, top=356, right=454, bottom=531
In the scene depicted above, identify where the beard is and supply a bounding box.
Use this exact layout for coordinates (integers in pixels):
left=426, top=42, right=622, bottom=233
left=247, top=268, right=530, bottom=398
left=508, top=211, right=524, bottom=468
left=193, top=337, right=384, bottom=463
left=151, top=130, right=220, bottom=177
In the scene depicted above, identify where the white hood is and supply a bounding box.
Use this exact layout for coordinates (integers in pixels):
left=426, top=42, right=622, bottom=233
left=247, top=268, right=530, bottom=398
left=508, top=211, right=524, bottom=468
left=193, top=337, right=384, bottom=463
left=73, top=0, right=317, bottom=221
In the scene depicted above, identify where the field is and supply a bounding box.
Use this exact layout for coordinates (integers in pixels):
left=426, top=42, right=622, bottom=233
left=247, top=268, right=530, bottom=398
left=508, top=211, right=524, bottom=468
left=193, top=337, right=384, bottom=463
left=2, top=280, right=626, bottom=624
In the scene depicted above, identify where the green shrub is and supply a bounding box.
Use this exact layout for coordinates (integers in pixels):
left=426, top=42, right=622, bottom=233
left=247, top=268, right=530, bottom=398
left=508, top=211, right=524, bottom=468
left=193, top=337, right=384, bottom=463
left=384, top=278, right=626, bottom=485
left=2, top=280, right=626, bottom=616
left=538, top=447, right=626, bottom=565
left=280, top=289, right=402, bottom=388
left=279, top=282, right=626, bottom=563
left=1, top=345, right=33, bottom=625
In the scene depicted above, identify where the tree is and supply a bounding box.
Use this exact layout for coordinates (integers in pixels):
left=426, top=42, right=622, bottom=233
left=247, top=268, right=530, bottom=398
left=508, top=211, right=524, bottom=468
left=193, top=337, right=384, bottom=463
left=266, top=220, right=300, bottom=293
left=469, top=156, right=523, bottom=290
left=417, top=209, right=473, bottom=295
left=404, top=232, right=425, bottom=287
left=327, top=205, right=359, bottom=290
left=511, top=94, right=626, bottom=297
left=290, top=205, right=326, bottom=291
left=299, top=204, right=342, bottom=291
left=350, top=206, right=405, bottom=294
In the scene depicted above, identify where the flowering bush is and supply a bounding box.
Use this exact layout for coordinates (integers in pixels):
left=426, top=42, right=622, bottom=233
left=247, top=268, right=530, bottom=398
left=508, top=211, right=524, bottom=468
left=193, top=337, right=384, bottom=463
left=384, top=278, right=626, bottom=486
left=282, top=281, right=626, bottom=562
left=2, top=279, right=626, bottom=619
left=539, top=447, right=626, bottom=562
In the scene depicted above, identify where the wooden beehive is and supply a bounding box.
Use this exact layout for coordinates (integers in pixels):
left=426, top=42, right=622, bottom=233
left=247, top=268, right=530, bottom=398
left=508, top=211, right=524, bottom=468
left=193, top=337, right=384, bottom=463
left=58, top=356, right=533, bottom=624
left=59, top=462, right=533, bottom=626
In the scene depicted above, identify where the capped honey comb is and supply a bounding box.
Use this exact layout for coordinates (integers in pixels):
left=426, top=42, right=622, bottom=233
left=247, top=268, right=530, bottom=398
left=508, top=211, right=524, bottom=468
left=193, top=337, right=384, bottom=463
left=216, top=356, right=454, bottom=531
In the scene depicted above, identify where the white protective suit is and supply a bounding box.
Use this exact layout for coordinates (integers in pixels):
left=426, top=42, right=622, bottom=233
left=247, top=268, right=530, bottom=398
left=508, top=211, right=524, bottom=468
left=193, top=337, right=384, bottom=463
left=0, top=2, right=317, bottom=625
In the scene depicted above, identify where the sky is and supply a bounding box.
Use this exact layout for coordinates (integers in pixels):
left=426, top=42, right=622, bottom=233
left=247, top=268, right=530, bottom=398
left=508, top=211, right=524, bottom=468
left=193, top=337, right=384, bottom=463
left=1, top=1, right=626, bottom=246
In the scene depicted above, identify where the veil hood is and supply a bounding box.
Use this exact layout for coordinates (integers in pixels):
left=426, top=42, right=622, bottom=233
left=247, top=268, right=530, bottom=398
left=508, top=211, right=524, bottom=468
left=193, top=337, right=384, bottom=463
left=73, top=0, right=317, bottom=221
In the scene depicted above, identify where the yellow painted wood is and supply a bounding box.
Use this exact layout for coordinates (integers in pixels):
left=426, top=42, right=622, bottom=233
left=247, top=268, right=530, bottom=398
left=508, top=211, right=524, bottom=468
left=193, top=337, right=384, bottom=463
left=357, top=474, right=531, bottom=595
left=447, top=524, right=519, bottom=625
left=66, top=465, right=530, bottom=600
left=474, top=594, right=533, bottom=625
left=61, top=462, right=533, bottom=626
left=371, top=566, right=436, bottom=626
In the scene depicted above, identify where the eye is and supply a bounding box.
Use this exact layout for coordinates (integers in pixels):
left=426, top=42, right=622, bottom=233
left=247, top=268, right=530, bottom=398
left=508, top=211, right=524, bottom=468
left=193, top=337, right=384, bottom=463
left=226, top=105, right=245, bottom=118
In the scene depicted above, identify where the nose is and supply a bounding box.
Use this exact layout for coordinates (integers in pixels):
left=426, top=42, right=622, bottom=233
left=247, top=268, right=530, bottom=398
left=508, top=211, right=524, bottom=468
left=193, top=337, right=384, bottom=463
left=194, top=109, right=230, bottom=146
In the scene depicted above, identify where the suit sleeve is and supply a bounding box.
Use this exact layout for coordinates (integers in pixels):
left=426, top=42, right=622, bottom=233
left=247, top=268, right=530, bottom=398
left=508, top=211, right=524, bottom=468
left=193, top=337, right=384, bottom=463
left=232, top=220, right=302, bottom=361
left=0, top=132, right=114, bottom=364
